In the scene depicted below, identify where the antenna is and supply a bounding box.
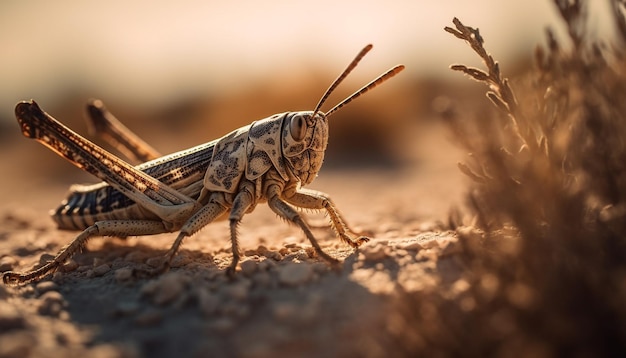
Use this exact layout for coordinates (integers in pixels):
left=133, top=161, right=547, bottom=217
left=325, top=65, right=404, bottom=118
left=311, top=44, right=405, bottom=119
left=311, top=44, right=373, bottom=119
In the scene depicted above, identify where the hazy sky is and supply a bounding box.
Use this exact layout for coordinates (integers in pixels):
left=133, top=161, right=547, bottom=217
left=0, top=1, right=616, bottom=118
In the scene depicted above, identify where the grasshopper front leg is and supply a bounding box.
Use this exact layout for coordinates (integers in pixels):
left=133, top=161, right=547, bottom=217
left=135, top=197, right=228, bottom=277
left=266, top=184, right=358, bottom=267
left=282, top=187, right=370, bottom=248
left=137, top=185, right=254, bottom=277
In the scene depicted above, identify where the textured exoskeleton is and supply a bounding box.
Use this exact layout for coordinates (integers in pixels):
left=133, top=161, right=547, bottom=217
left=3, top=44, right=404, bottom=285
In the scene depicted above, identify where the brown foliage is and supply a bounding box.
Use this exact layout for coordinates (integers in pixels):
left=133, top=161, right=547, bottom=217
left=392, top=2, right=626, bottom=356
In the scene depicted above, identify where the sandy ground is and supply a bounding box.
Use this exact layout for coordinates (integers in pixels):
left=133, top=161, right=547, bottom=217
left=0, top=119, right=467, bottom=357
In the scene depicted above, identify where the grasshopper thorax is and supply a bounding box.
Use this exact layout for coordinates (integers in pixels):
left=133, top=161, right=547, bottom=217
left=281, top=111, right=328, bottom=185
left=202, top=45, right=404, bottom=194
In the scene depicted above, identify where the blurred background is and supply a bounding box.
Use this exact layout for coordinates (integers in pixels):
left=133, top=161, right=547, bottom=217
left=0, top=0, right=617, bottom=219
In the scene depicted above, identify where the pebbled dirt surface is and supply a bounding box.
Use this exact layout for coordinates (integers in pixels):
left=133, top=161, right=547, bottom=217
left=0, top=121, right=466, bottom=358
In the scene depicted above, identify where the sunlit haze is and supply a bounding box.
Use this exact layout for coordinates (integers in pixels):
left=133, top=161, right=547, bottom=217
left=0, top=0, right=615, bottom=119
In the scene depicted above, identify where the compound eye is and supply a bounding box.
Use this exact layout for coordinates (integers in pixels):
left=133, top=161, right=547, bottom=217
left=289, top=116, right=307, bottom=142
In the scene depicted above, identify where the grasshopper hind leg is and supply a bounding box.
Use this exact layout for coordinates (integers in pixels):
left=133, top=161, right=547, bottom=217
left=85, top=99, right=161, bottom=163
left=3, top=220, right=168, bottom=286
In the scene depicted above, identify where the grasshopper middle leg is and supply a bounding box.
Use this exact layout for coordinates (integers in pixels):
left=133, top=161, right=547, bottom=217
left=135, top=199, right=229, bottom=277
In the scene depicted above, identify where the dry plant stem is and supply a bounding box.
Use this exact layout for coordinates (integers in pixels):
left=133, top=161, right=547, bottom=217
left=444, top=18, right=537, bottom=153
left=611, top=0, right=626, bottom=42
left=553, top=0, right=586, bottom=50
left=434, top=9, right=626, bottom=356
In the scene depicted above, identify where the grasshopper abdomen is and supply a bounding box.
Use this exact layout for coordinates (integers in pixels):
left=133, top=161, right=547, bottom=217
left=52, top=141, right=216, bottom=230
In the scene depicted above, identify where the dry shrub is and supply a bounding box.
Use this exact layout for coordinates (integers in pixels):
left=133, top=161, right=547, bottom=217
left=389, top=1, right=626, bottom=356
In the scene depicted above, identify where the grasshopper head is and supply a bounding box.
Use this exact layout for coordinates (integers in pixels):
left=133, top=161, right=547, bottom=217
left=281, top=111, right=328, bottom=185
left=281, top=44, right=405, bottom=185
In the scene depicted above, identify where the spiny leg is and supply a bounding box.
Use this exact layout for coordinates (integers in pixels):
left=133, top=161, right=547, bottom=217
left=3, top=220, right=168, bottom=286
left=136, top=200, right=228, bottom=277
left=226, top=189, right=255, bottom=276
left=267, top=185, right=340, bottom=266
left=15, top=101, right=198, bottom=223
left=86, top=99, right=161, bottom=163
left=282, top=187, right=369, bottom=248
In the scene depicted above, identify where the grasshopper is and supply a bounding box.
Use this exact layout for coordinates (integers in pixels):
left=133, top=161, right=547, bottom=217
left=3, top=44, right=404, bottom=285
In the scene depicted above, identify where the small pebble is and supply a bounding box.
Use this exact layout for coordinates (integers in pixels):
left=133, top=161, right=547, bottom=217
left=37, top=291, right=66, bottom=316
left=243, top=249, right=258, bottom=256
left=50, top=272, right=64, bottom=284
left=170, top=254, right=191, bottom=268
left=125, top=251, right=148, bottom=263
left=93, top=264, right=111, bottom=277
left=419, top=239, right=439, bottom=249
left=282, top=251, right=310, bottom=263
left=361, top=244, right=388, bottom=262
left=62, top=259, right=79, bottom=272
left=0, top=256, right=16, bottom=272
left=225, top=280, right=250, bottom=301
left=278, top=263, right=313, bottom=287
left=35, top=281, right=58, bottom=295
left=0, top=331, right=35, bottom=357
left=114, top=267, right=134, bottom=282
left=394, top=249, right=409, bottom=258
left=304, top=247, right=316, bottom=258
left=150, top=272, right=188, bottom=306
left=38, top=253, right=55, bottom=265
left=146, top=256, right=164, bottom=268
left=240, top=260, right=258, bottom=276
left=258, top=259, right=276, bottom=271
left=396, top=241, right=423, bottom=251
left=311, top=262, right=330, bottom=274
left=263, top=250, right=283, bottom=261
left=140, top=280, right=159, bottom=296
left=416, top=249, right=437, bottom=261
left=93, top=257, right=107, bottom=267
left=440, top=239, right=461, bottom=256
left=0, top=302, right=26, bottom=330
